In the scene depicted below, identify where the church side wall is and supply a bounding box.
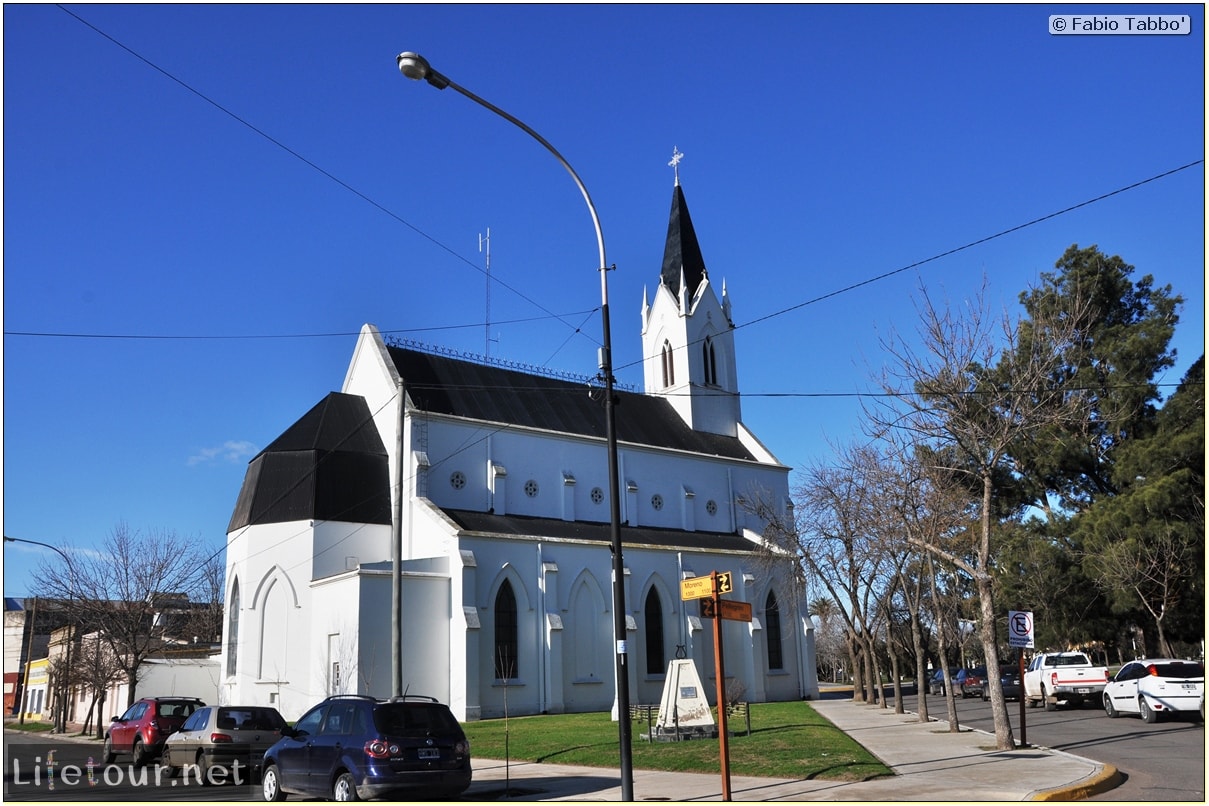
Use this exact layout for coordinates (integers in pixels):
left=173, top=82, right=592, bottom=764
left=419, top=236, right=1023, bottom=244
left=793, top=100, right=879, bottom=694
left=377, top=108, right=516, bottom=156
left=220, top=520, right=315, bottom=720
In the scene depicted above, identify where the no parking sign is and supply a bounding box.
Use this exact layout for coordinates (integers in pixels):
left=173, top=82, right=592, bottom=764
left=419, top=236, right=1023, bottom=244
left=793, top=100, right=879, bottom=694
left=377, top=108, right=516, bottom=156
left=1008, top=610, right=1034, bottom=649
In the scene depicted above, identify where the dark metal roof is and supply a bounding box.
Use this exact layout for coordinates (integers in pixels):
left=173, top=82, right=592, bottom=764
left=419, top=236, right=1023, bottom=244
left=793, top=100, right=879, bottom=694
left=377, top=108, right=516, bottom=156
left=228, top=393, right=392, bottom=531
left=441, top=508, right=758, bottom=554
left=660, top=183, right=708, bottom=303
left=389, top=347, right=756, bottom=462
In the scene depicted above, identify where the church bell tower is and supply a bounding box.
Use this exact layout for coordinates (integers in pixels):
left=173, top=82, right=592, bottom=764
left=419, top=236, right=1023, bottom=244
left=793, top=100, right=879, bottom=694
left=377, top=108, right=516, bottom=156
left=640, top=149, right=741, bottom=437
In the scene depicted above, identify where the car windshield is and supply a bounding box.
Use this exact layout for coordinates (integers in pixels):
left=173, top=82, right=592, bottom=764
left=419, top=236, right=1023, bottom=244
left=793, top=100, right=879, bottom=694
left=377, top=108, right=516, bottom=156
left=374, top=703, right=461, bottom=736
left=156, top=702, right=198, bottom=718
left=1051, top=654, right=1091, bottom=666
left=217, top=707, right=287, bottom=731
left=1150, top=662, right=1204, bottom=679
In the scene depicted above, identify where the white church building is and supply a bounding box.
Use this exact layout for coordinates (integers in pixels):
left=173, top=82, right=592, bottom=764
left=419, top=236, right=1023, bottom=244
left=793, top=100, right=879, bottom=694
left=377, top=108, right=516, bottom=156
left=219, top=180, right=819, bottom=722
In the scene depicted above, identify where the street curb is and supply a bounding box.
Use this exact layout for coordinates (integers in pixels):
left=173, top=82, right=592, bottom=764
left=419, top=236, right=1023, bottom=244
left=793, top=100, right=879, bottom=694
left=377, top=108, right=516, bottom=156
left=1030, top=762, right=1124, bottom=801
left=911, top=712, right=1124, bottom=801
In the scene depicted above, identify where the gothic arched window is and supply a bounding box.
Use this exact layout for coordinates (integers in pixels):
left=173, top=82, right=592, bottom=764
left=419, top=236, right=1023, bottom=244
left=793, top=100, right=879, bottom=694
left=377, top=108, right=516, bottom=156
left=765, top=590, right=784, bottom=670
left=703, top=337, right=718, bottom=385
left=645, top=588, right=665, bottom=675
left=661, top=340, right=675, bottom=387
left=494, top=580, right=519, bottom=680
left=225, top=579, right=240, bottom=677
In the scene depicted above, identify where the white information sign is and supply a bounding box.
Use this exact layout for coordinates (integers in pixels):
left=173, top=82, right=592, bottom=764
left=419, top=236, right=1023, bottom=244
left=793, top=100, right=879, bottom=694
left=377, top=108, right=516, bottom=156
left=1008, top=610, right=1034, bottom=649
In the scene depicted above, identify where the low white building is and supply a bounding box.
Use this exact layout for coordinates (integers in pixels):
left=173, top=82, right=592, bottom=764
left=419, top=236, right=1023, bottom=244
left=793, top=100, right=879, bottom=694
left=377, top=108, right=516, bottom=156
left=219, top=180, right=818, bottom=721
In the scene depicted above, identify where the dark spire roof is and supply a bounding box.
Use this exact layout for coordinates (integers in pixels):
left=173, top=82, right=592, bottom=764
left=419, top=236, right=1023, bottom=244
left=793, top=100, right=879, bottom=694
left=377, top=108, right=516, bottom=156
left=659, top=183, right=708, bottom=302
left=228, top=392, right=391, bottom=531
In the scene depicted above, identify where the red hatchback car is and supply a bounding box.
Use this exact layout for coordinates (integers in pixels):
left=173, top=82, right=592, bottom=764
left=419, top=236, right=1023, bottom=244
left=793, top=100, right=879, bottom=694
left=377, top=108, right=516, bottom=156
left=104, top=696, right=205, bottom=767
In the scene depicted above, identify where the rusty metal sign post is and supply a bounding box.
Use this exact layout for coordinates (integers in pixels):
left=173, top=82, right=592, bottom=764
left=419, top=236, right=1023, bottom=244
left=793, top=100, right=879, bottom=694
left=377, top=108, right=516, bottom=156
left=681, top=570, right=748, bottom=801
left=709, top=571, right=733, bottom=800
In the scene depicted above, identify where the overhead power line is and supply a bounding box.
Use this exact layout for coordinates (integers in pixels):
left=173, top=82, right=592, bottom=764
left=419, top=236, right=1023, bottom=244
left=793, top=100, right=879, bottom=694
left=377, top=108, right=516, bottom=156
left=26, top=6, right=1202, bottom=388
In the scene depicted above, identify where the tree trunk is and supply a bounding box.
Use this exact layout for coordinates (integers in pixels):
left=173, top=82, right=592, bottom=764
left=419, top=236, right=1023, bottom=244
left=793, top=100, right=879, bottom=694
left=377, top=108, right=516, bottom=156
left=887, top=621, right=904, bottom=714
left=909, top=601, right=928, bottom=722
left=979, top=472, right=1015, bottom=751
left=847, top=634, right=863, bottom=702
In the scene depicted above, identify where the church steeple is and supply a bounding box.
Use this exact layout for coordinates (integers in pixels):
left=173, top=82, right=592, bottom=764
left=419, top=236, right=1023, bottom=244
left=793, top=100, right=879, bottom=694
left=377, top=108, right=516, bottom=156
left=659, top=181, right=708, bottom=306
left=641, top=150, right=742, bottom=437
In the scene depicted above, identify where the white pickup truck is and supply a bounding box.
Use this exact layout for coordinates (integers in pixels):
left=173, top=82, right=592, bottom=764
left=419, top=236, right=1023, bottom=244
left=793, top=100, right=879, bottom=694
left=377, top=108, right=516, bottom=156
left=1024, top=651, right=1109, bottom=711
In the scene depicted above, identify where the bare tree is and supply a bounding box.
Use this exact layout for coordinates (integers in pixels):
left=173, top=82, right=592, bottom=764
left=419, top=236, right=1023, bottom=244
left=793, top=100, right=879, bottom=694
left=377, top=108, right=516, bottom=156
left=866, top=278, right=1091, bottom=750
left=32, top=523, right=220, bottom=707
left=808, top=597, right=848, bottom=683
left=1087, top=527, right=1189, bottom=657
left=177, top=552, right=225, bottom=645
left=754, top=442, right=891, bottom=705
left=72, top=631, right=125, bottom=739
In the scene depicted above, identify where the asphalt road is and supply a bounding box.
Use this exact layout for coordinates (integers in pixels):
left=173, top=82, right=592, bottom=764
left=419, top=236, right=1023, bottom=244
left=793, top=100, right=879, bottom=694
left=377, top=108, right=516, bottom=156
left=897, top=686, right=1205, bottom=801
left=5, top=690, right=1204, bottom=802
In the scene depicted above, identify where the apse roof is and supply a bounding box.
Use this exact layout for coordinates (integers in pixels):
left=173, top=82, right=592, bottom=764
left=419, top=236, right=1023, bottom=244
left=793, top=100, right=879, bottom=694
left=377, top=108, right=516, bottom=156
left=227, top=392, right=392, bottom=531
left=387, top=346, right=756, bottom=462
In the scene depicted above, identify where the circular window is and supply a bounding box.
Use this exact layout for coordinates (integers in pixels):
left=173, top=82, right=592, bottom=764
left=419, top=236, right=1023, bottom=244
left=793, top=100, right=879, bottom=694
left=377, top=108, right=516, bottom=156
left=450, top=471, right=466, bottom=490
left=706, top=499, right=718, bottom=516
left=524, top=479, right=540, bottom=498
left=590, top=487, right=604, bottom=505
left=651, top=494, right=664, bottom=511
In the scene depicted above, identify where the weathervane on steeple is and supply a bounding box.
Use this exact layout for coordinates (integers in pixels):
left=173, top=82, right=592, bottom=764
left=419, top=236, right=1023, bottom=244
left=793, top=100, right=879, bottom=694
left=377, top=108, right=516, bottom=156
left=668, top=146, right=684, bottom=186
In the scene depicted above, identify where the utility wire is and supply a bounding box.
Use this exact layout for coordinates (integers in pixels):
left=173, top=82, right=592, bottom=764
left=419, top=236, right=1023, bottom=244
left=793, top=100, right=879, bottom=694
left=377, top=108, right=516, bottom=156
left=53, top=3, right=590, bottom=345
left=45, top=5, right=1203, bottom=377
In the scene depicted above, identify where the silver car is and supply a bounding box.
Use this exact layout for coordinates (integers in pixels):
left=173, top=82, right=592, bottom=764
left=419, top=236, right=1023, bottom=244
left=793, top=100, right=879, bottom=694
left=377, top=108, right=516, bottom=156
left=161, top=704, right=287, bottom=784
left=1103, top=658, right=1205, bottom=723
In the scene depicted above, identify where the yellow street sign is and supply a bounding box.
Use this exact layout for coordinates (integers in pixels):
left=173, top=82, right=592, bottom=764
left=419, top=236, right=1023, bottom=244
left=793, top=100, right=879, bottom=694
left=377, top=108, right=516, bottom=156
left=681, top=571, right=735, bottom=600
left=716, top=571, right=733, bottom=594
left=680, top=576, right=714, bottom=600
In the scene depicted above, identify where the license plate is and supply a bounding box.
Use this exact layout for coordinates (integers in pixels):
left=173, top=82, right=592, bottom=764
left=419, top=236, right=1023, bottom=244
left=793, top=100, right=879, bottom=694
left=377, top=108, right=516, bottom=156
left=1077, top=688, right=1090, bottom=694
left=1182, top=683, right=1198, bottom=690
left=417, top=748, right=440, bottom=760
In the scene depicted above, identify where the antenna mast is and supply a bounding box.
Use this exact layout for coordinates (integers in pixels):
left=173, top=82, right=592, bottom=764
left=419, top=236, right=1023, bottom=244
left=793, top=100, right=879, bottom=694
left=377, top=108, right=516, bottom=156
left=480, top=227, right=493, bottom=357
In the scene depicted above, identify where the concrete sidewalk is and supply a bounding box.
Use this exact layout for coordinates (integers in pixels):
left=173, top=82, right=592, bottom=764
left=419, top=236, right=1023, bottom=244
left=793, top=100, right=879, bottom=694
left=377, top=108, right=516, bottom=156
left=464, top=697, right=1121, bottom=801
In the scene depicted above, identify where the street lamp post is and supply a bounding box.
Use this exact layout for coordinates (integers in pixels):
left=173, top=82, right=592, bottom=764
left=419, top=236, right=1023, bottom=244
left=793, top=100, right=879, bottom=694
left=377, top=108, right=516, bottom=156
left=395, top=52, right=633, bottom=800
left=5, top=536, right=74, bottom=732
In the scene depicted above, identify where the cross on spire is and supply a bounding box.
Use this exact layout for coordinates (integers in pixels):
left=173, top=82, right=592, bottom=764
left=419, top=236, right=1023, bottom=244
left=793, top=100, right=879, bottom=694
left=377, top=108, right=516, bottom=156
left=668, top=146, right=684, bottom=186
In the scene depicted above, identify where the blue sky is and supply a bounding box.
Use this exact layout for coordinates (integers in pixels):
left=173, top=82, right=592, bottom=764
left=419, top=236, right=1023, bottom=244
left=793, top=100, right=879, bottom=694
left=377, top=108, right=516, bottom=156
left=3, top=4, right=1204, bottom=597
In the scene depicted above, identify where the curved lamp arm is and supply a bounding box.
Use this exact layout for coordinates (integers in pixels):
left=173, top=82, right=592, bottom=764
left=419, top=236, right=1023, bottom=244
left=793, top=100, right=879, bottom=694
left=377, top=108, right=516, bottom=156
left=396, top=53, right=608, bottom=288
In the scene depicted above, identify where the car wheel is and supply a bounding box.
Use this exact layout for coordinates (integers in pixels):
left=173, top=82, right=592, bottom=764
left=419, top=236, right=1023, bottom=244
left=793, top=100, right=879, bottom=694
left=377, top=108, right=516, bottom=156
left=196, top=751, right=214, bottom=786
left=132, top=738, right=150, bottom=768
left=262, top=764, right=287, bottom=802
left=332, top=771, right=359, bottom=802
left=102, top=736, right=116, bottom=765
left=1104, top=694, right=1118, bottom=718
left=1141, top=698, right=1158, bottom=723
left=1043, top=686, right=1056, bottom=711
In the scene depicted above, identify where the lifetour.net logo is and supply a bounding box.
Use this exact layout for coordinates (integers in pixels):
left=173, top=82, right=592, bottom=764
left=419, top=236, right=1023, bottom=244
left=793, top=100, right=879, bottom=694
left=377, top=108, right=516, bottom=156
left=4, top=746, right=254, bottom=797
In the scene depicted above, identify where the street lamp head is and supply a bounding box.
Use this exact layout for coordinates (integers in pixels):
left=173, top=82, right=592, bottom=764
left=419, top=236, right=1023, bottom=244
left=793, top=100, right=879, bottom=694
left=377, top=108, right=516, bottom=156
left=397, top=52, right=450, bottom=90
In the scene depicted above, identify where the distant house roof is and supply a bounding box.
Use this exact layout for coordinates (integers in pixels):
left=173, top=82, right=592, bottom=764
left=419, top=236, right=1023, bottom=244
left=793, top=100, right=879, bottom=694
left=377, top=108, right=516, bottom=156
left=439, top=508, right=758, bottom=554
left=388, top=347, right=756, bottom=462
left=5, top=597, right=25, bottom=612
left=228, top=392, right=392, bottom=531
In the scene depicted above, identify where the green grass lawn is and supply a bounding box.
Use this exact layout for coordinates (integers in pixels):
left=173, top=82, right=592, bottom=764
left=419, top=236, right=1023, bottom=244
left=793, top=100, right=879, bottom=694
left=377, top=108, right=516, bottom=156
left=3, top=720, right=57, bottom=733
left=463, top=700, right=890, bottom=782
